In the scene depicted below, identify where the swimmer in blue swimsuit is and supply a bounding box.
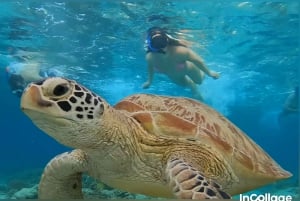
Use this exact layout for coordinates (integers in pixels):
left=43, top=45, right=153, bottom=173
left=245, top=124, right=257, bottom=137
left=142, top=27, right=220, bottom=101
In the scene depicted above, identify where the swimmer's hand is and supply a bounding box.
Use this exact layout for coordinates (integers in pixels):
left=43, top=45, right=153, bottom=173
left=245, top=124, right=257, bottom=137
left=142, top=81, right=151, bottom=89
left=209, top=71, right=220, bottom=79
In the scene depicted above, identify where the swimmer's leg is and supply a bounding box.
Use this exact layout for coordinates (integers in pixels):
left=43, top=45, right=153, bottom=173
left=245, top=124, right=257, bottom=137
left=168, top=74, right=204, bottom=101
left=184, top=76, right=204, bottom=101
left=186, top=63, right=205, bottom=84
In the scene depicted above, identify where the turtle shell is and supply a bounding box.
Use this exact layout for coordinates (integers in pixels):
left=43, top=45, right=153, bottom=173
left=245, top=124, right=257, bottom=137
left=114, top=94, right=291, bottom=194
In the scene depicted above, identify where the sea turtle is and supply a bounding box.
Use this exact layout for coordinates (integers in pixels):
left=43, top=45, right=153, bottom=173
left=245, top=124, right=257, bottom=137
left=20, top=77, right=291, bottom=199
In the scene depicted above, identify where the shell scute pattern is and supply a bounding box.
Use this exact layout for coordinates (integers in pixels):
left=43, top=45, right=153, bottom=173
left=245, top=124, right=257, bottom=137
left=117, top=94, right=288, bottom=177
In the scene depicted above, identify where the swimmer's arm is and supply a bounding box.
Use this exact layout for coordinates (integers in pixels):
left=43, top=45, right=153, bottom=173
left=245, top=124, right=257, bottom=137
left=142, top=60, right=154, bottom=89
left=187, top=50, right=220, bottom=79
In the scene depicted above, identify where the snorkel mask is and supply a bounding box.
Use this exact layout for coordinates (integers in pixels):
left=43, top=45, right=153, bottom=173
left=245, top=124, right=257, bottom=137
left=146, top=27, right=169, bottom=53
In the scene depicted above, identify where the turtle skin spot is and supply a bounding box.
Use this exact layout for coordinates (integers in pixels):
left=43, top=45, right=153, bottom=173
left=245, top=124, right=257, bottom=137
left=69, top=96, right=77, bottom=103
left=93, top=98, right=98, bottom=106
left=198, top=187, right=204, bottom=192
left=99, top=104, right=104, bottom=115
left=57, top=101, right=72, bottom=112
left=75, top=84, right=81, bottom=91
left=74, top=92, right=84, bottom=98
left=206, top=188, right=216, bottom=197
left=87, top=115, right=93, bottom=119
left=197, top=175, right=204, bottom=180
left=77, top=114, right=83, bottom=119
left=219, top=190, right=231, bottom=199
left=76, top=106, right=83, bottom=112
left=85, top=93, right=92, bottom=104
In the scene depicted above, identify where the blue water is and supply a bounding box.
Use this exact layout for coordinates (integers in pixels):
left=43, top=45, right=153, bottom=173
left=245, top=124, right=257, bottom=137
left=0, top=0, right=299, bottom=198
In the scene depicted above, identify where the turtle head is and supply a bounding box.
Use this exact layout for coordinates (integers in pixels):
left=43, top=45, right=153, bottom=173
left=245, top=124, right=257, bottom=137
left=20, top=77, right=106, bottom=148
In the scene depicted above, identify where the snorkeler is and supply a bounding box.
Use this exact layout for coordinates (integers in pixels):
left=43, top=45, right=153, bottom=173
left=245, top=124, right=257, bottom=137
left=142, top=27, right=220, bottom=100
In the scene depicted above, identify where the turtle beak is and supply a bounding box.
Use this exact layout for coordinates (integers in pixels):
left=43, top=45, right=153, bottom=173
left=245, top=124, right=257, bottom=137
left=20, top=84, right=53, bottom=113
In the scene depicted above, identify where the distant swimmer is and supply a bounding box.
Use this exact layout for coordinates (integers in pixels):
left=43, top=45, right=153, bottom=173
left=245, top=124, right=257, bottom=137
left=5, top=50, right=61, bottom=97
left=278, top=86, right=299, bottom=120
left=282, top=86, right=299, bottom=114
left=142, top=27, right=220, bottom=101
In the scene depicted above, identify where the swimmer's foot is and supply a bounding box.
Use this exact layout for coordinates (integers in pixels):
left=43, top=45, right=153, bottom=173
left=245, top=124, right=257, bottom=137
left=193, top=91, right=204, bottom=101
left=189, top=82, right=204, bottom=101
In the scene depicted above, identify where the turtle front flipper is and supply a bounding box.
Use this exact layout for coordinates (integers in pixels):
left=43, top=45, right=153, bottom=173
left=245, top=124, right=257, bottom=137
left=166, top=158, right=231, bottom=199
left=39, top=149, right=88, bottom=199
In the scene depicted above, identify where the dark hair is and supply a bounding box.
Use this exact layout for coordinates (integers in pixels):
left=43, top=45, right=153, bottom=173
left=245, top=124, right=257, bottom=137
left=146, top=27, right=187, bottom=53
left=146, top=27, right=168, bottom=53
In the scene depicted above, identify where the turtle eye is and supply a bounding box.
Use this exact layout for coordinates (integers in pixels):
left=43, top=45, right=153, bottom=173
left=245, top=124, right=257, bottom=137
left=53, top=84, right=69, bottom=96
